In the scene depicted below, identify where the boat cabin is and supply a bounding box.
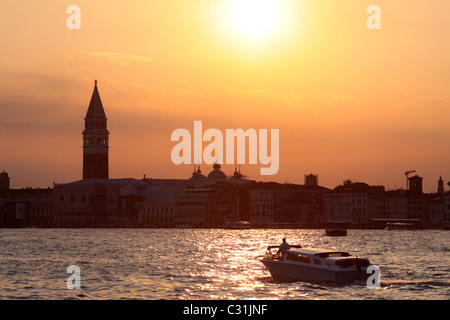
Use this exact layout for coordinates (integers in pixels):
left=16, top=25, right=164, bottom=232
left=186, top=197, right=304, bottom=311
left=265, top=247, right=370, bottom=269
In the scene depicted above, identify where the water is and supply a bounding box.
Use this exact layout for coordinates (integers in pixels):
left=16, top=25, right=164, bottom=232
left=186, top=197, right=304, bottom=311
left=0, top=228, right=448, bottom=300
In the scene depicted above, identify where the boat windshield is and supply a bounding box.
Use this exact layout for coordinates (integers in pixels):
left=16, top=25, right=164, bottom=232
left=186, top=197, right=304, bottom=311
left=315, top=252, right=350, bottom=258
left=335, top=258, right=370, bottom=268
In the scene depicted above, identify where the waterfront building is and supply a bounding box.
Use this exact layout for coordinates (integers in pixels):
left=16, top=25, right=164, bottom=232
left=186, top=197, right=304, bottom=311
left=444, top=193, right=450, bottom=223
left=53, top=178, right=148, bottom=227
left=324, top=180, right=384, bottom=226
left=377, top=190, right=429, bottom=224
left=175, top=187, right=214, bottom=227
left=374, top=175, right=445, bottom=228
left=0, top=171, right=10, bottom=193
left=378, top=190, right=409, bottom=219
left=428, top=195, right=445, bottom=227
left=249, top=180, right=329, bottom=227
left=138, top=179, right=202, bottom=227
left=0, top=186, right=53, bottom=227
left=171, top=166, right=251, bottom=227
left=207, top=181, right=241, bottom=227
left=274, top=197, right=324, bottom=227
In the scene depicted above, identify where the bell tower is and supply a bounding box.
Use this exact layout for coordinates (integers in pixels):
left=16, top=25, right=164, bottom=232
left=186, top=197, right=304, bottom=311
left=438, top=176, right=444, bottom=194
left=83, top=80, right=109, bottom=179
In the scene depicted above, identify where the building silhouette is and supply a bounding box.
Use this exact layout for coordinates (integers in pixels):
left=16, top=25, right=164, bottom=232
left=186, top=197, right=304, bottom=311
left=83, top=80, right=109, bottom=180
left=408, top=175, right=423, bottom=194
left=324, top=180, right=385, bottom=226
left=0, top=170, right=10, bottom=192
left=304, top=173, right=319, bottom=186
left=1, top=82, right=449, bottom=229
left=249, top=181, right=329, bottom=227
left=437, top=176, right=444, bottom=195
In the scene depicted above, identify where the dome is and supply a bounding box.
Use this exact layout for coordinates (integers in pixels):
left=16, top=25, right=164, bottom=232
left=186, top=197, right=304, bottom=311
left=207, top=163, right=227, bottom=180
left=231, top=167, right=243, bottom=179
left=189, top=165, right=206, bottom=181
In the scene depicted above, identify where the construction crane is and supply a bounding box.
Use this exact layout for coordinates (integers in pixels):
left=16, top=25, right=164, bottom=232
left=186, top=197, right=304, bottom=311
left=405, top=170, right=416, bottom=190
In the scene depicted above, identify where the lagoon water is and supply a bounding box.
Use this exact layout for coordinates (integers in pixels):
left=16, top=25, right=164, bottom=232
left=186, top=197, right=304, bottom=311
left=0, top=228, right=448, bottom=300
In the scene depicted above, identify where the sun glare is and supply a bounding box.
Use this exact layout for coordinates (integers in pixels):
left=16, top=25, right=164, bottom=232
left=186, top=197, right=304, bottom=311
left=229, top=0, right=282, bottom=42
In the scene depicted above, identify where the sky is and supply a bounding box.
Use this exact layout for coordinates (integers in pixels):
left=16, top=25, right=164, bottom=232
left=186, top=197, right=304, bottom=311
left=0, top=0, right=449, bottom=192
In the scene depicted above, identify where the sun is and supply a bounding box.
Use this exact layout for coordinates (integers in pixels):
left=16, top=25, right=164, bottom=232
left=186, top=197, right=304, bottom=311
left=229, top=0, right=282, bottom=42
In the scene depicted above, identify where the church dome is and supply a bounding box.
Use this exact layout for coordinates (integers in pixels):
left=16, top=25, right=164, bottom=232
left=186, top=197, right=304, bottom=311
left=207, top=163, right=227, bottom=180
left=231, top=167, right=243, bottom=179
left=189, top=165, right=206, bottom=181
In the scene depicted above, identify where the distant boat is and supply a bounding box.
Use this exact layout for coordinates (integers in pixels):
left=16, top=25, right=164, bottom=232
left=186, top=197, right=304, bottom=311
left=224, top=221, right=251, bottom=229
left=385, top=222, right=416, bottom=230
left=325, top=222, right=347, bottom=236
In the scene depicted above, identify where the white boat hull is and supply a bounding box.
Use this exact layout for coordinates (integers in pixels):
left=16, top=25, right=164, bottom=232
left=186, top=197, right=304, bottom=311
left=260, top=259, right=369, bottom=284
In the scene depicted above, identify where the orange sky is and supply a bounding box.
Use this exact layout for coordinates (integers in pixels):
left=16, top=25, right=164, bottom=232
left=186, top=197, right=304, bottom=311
left=0, top=0, right=449, bottom=192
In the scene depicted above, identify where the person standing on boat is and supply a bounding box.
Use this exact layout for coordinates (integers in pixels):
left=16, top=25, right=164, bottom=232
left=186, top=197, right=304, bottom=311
left=277, top=238, right=290, bottom=258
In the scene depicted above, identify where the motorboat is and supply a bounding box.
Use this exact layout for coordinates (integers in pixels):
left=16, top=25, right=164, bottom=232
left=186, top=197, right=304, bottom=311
left=224, top=221, right=251, bottom=229
left=325, top=222, right=347, bottom=236
left=259, top=245, right=371, bottom=284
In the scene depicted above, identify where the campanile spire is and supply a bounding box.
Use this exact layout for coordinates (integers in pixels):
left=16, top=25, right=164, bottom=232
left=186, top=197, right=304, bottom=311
left=82, top=81, right=109, bottom=179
